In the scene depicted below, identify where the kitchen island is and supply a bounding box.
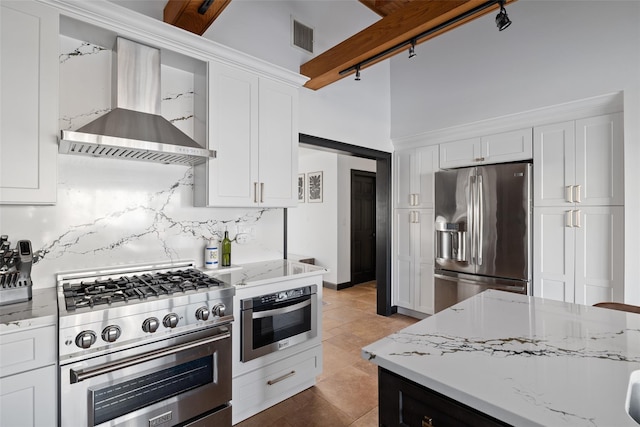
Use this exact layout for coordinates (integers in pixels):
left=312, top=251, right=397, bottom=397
left=363, top=290, right=640, bottom=427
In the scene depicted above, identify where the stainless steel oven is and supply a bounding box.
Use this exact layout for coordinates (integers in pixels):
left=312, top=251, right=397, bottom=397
left=57, top=262, right=234, bottom=427
left=240, top=285, right=317, bottom=362
left=61, top=325, right=231, bottom=427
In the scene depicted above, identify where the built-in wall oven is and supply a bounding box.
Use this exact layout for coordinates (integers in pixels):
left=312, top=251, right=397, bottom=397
left=240, top=285, right=317, bottom=362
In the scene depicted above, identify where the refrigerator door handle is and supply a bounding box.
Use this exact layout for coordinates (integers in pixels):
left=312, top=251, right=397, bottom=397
left=469, top=175, right=476, bottom=265
left=477, top=174, right=484, bottom=266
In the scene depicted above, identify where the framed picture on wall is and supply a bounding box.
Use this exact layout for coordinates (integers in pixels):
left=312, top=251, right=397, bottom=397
left=308, top=171, right=323, bottom=203
left=298, top=174, right=305, bottom=202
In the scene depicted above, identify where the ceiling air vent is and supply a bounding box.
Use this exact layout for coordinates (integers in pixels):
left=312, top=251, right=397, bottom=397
left=292, top=18, right=314, bottom=54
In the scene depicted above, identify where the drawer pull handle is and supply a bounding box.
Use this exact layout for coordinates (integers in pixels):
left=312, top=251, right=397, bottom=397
left=422, top=416, right=434, bottom=427
left=267, top=370, right=296, bottom=386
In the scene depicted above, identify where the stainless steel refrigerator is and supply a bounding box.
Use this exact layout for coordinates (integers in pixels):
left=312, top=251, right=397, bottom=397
left=434, top=162, right=531, bottom=312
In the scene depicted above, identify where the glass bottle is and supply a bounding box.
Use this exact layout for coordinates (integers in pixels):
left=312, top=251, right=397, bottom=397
left=221, top=228, right=231, bottom=267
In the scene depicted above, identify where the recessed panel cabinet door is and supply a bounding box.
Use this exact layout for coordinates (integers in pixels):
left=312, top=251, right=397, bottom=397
left=393, top=210, right=414, bottom=308
left=574, top=206, right=624, bottom=306
left=415, top=210, right=434, bottom=314
left=258, top=78, right=298, bottom=207
left=533, top=207, right=575, bottom=302
left=0, top=2, right=58, bottom=204
left=533, top=121, right=575, bottom=207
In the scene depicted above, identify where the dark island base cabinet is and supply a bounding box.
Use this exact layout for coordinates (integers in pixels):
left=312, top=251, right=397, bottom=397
left=378, top=368, right=512, bottom=427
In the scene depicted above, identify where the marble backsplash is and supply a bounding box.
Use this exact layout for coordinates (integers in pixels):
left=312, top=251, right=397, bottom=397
left=0, top=36, right=284, bottom=289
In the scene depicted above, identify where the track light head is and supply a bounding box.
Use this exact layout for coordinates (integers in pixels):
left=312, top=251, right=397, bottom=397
left=355, top=65, right=361, bottom=81
left=495, top=1, right=512, bottom=31
left=408, top=39, right=416, bottom=58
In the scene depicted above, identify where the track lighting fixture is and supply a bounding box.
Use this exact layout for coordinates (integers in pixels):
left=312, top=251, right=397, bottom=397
left=408, top=39, right=416, bottom=58
left=340, top=0, right=513, bottom=82
left=495, top=0, right=512, bottom=31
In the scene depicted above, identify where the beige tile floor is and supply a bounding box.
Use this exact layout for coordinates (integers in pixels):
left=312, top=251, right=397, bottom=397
left=235, top=281, right=419, bottom=427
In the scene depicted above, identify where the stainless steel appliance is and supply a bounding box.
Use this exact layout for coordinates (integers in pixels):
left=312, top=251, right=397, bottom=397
left=57, top=261, right=234, bottom=427
left=434, top=162, right=531, bottom=312
left=59, top=38, right=215, bottom=166
left=240, top=285, right=317, bottom=362
left=0, top=236, right=39, bottom=305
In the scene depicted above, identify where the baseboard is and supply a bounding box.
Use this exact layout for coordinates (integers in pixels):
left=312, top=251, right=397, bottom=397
left=396, top=306, right=430, bottom=320
left=322, top=281, right=352, bottom=290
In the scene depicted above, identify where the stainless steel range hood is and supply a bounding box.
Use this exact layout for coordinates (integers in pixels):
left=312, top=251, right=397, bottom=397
left=59, top=38, right=214, bottom=166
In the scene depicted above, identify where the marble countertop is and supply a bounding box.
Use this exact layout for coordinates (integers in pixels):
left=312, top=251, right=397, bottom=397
left=203, top=259, right=328, bottom=288
left=0, top=288, right=57, bottom=334
left=362, top=290, right=640, bottom=427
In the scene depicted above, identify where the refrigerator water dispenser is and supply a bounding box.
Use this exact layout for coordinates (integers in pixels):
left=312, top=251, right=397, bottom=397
left=435, top=223, right=466, bottom=262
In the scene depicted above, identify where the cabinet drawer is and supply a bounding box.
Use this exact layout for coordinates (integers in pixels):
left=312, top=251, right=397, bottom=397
left=0, top=325, right=56, bottom=376
left=233, top=345, right=321, bottom=420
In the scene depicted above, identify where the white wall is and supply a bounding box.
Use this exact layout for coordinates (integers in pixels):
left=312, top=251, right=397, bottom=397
left=287, top=150, right=339, bottom=284
left=389, top=0, right=640, bottom=303
left=337, top=156, right=376, bottom=283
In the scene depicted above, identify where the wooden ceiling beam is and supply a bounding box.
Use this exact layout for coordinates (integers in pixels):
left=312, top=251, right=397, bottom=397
left=164, top=0, right=232, bottom=36
left=301, top=0, right=515, bottom=90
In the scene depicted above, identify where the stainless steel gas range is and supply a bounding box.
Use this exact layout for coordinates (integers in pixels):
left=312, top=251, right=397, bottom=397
left=57, top=261, right=234, bottom=427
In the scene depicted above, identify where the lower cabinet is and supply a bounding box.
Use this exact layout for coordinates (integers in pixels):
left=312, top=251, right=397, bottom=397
left=232, top=344, right=322, bottom=424
left=533, top=206, right=624, bottom=304
left=378, top=368, right=509, bottom=427
left=0, top=325, right=57, bottom=427
left=393, top=209, right=434, bottom=315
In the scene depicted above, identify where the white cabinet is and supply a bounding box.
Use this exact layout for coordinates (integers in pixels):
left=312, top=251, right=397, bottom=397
left=0, top=325, right=57, bottom=426
left=439, top=128, right=532, bottom=169
left=393, top=209, right=434, bottom=315
left=534, top=113, right=623, bottom=207
left=394, top=146, right=438, bottom=208
left=195, top=62, right=298, bottom=207
left=533, top=206, right=623, bottom=305
left=0, top=1, right=58, bottom=204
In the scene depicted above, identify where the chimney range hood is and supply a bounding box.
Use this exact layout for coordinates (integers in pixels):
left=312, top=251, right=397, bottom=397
left=59, top=37, right=214, bottom=166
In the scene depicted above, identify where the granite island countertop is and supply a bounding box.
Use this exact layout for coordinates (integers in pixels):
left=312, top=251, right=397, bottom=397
left=203, top=259, right=328, bottom=288
left=362, top=290, right=640, bottom=427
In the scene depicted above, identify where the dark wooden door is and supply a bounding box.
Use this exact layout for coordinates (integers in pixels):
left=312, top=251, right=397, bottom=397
left=351, top=170, right=376, bottom=285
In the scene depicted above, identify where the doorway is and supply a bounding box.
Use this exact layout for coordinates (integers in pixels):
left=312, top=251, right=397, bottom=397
left=290, top=133, right=393, bottom=316
left=351, top=170, right=376, bottom=285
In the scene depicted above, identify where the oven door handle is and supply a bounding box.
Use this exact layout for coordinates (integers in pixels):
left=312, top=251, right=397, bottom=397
left=70, top=329, right=230, bottom=384
left=252, top=298, right=311, bottom=319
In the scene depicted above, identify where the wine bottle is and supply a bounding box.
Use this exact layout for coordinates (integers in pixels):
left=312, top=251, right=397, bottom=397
left=221, top=229, right=231, bottom=267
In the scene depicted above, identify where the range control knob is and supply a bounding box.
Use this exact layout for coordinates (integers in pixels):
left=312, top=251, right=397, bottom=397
left=195, top=306, right=210, bottom=321
left=75, top=330, right=97, bottom=349
left=142, top=317, right=160, bottom=333
left=212, top=303, right=226, bottom=317
left=163, top=313, right=179, bottom=329
left=101, top=325, right=121, bottom=343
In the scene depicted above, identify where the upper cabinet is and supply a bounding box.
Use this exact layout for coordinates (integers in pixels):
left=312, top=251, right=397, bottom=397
left=534, top=113, right=623, bottom=207
left=439, top=128, right=532, bottom=169
left=195, top=62, right=298, bottom=208
left=394, top=146, right=438, bottom=208
left=0, top=1, right=58, bottom=204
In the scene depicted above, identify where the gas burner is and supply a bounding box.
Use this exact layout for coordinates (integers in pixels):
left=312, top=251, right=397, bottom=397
left=61, top=267, right=224, bottom=311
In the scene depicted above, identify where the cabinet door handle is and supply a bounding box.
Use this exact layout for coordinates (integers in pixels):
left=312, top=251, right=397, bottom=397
left=414, top=193, right=419, bottom=206
left=574, top=209, right=581, bottom=228
left=574, top=185, right=582, bottom=203
left=267, top=370, right=296, bottom=386
left=566, top=210, right=573, bottom=228
left=422, top=416, right=434, bottom=427
left=566, top=186, right=574, bottom=203
left=253, top=182, right=258, bottom=203
left=260, top=182, right=264, bottom=203
left=410, top=194, right=415, bottom=206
